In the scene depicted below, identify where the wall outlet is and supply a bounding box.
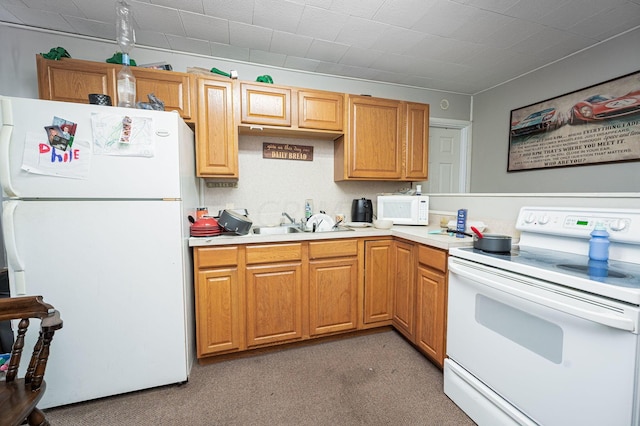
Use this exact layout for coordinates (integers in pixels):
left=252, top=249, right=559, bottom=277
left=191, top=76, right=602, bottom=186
left=206, top=181, right=238, bottom=188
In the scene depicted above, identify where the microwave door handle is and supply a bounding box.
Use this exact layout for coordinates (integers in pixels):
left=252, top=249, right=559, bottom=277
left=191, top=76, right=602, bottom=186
left=449, top=262, right=636, bottom=332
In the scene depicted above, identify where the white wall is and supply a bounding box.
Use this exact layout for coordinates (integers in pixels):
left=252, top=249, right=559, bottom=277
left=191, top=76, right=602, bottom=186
left=471, top=27, right=640, bottom=193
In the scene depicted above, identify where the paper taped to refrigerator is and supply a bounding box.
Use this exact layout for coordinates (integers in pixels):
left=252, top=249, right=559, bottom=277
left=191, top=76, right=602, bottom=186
left=91, top=113, right=155, bottom=157
left=21, top=131, right=91, bottom=179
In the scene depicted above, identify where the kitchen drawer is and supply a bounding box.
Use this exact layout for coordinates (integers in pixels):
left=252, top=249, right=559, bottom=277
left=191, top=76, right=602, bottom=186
left=246, top=243, right=302, bottom=264
left=309, top=239, right=357, bottom=259
left=418, top=245, right=447, bottom=273
left=195, top=246, right=239, bottom=268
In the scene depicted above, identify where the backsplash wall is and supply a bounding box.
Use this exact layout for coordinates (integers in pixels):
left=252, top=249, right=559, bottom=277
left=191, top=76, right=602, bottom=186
left=201, top=134, right=402, bottom=226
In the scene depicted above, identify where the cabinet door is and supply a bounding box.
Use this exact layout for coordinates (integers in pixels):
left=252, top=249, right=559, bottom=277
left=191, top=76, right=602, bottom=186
left=345, top=96, right=403, bottom=179
left=196, top=78, right=238, bottom=177
left=196, top=267, right=242, bottom=356
left=392, top=240, right=415, bottom=338
left=404, top=102, right=429, bottom=180
left=309, top=257, right=358, bottom=336
left=363, top=240, right=394, bottom=324
left=415, top=264, right=446, bottom=367
left=240, top=83, right=291, bottom=126
left=246, top=262, right=303, bottom=346
left=132, top=68, right=194, bottom=121
left=297, top=90, right=344, bottom=131
left=37, top=55, right=116, bottom=104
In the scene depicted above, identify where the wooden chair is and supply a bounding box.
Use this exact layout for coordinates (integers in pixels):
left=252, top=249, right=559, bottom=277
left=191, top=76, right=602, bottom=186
left=0, top=296, right=63, bottom=426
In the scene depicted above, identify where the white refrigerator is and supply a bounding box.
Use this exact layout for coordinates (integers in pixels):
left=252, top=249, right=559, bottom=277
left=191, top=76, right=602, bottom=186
left=0, top=96, right=198, bottom=408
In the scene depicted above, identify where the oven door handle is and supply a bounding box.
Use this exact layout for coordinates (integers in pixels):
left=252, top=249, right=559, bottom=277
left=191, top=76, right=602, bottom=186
left=449, top=262, right=636, bottom=332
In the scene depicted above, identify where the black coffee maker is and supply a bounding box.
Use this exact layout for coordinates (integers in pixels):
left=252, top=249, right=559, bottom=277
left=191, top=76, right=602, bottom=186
left=351, top=198, right=373, bottom=223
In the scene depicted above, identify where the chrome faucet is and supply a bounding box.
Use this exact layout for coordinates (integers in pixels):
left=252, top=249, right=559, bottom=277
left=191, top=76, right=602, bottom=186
left=282, top=212, right=296, bottom=224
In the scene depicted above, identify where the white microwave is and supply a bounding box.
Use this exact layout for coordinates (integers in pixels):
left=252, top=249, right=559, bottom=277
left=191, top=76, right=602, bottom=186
left=377, top=195, right=429, bottom=225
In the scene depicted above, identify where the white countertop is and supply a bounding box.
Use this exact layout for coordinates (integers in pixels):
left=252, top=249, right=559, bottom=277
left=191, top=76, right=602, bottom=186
left=189, top=225, right=474, bottom=250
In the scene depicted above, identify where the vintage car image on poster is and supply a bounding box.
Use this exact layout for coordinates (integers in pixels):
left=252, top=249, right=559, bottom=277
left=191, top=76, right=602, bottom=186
left=508, top=70, right=640, bottom=172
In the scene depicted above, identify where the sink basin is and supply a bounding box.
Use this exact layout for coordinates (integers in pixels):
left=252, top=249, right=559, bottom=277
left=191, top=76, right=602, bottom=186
left=252, top=226, right=302, bottom=235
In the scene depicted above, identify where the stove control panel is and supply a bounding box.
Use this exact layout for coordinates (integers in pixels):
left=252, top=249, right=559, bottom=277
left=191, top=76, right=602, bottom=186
left=516, top=207, right=640, bottom=244
left=563, top=216, right=630, bottom=233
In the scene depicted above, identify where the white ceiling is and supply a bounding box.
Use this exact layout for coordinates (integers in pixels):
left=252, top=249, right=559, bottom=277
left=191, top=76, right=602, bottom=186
left=2, top=0, right=640, bottom=94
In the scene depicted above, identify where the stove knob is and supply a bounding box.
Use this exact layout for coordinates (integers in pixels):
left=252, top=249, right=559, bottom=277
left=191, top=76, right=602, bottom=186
left=538, top=215, right=550, bottom=225
left=609, top=219, right=627, bottom=232
left=524, top=213, right=536, bottom=224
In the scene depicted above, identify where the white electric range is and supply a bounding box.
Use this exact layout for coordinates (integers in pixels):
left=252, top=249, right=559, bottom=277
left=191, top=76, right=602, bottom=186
left=445, top=206, right=640, bottom=426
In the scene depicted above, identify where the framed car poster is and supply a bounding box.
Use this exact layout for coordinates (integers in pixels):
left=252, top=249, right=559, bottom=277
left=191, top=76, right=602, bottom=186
left=508, top=70, right=640, bottom=172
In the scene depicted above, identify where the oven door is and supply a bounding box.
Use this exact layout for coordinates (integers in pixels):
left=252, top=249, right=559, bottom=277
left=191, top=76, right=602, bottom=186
left=445, top=257, right=640, bottom=426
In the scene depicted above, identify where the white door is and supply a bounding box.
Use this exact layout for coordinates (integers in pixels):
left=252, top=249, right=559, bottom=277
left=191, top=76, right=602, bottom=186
left=427, top=127, right=461, bottom=193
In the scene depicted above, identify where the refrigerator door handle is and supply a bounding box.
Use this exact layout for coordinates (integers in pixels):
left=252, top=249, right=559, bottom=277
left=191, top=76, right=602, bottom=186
left=0, top=123, right=18, bottom=198
left=2, top=200, right=27, bottom=295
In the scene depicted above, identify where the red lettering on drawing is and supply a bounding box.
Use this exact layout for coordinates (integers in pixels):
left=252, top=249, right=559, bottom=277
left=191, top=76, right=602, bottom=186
left=39, top=143, right=51, bottom=153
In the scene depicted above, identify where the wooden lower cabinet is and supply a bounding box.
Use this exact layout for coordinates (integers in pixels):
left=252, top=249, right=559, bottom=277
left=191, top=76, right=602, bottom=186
left=415, top=264, right=446, bottom=366
left=246, top=262, right=303, bottom=346
left=193, top=238, right=448, bottom=366
left=309, top=239, right=359, bottom=336
left=363, top=239, right=394, bottom=325
left=245, top=243, right=304, bottom=347
left=194, top=246, right=243, bottom=357
left=392, top=240, right=416, bottom=338
left=414, top=245, right=448, bottom=368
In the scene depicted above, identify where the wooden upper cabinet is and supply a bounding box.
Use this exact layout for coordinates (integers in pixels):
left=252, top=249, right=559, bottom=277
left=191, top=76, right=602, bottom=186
left=36, top=55, right=195, bottom=122
left=335, top=95, right=429, bottom=181
left=240, top=83, right=291, bottom=126
left=297, top=89, right=343, bottom=131
left=238, top=82, right=344, bottom=136
left=336, top=95, right=403, bottom=180
left=132, top=67, right=194, bottom=120
left=404, top=102, right=429, bottom=180
left=196, top=77, right=238, bottom=178
left=37, top=55, right=115, bottom=105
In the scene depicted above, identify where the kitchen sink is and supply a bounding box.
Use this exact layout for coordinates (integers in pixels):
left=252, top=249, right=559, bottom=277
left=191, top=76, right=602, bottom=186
left=252, top=226, right=302, bottom=235
left=252, top=225, right=355, bottom=235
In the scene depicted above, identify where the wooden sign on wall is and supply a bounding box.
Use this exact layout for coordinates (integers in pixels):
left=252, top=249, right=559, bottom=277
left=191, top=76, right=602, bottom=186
left=263, top=142, right=314, bottom=161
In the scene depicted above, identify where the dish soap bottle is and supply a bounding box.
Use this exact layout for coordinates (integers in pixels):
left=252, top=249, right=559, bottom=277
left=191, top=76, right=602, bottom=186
left=116, top=1, right=136, bottom=107
left=304, top=199, right=313, bottom=220
left=589, top=222, right=610, bottom=262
